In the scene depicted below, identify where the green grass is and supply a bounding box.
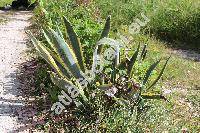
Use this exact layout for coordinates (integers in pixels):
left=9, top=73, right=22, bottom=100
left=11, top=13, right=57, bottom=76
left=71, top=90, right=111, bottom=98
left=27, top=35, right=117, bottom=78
left=141, top=36, right=199, bottom=131
left=94, top=0, right=200, bottom=49
left=34, top=0, right=200, bottom=50
left=0, top=0, right=13, bottom=7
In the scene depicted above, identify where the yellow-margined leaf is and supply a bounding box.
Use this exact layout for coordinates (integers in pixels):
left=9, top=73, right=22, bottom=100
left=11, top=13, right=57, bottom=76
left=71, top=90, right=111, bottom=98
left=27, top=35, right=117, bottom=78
left=44, top=44, right=72, bottom=79
left=63, top=16, right=85, bottom=72
left=50, top=72, right=88, bottom=102
left=97, top=16, right=111, bottom=54
left=48, top=28, right=84, bottom=79
left=27, top=31, right=63, bottom=77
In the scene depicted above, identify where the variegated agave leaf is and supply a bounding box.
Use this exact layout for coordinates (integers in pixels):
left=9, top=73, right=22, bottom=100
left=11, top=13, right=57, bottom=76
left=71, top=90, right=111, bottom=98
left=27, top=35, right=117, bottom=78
left=50, top=72, right=88, bottom=102
left=48, top=28, right=84, bottom=79
left=43, top=28, right=73, bottom=79
left=63, top=16, right=85, bottom=72
left=27, top=31, right=63, bottom=77
left=128, top=44, right=140, bottom=76
left=56, top=23, right=64, bottom=39
left=42, top=27, right=55, bottom=50
left=97, top=16, right=111, bottom=54
left=44, top=45, right=72, bottom=79
left=141, top=93, right=168, bottom=101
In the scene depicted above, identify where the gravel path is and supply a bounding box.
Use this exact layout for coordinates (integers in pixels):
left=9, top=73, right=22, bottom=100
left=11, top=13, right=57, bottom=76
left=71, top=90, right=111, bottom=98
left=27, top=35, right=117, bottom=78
left=0, top=10, right=32, bottom=133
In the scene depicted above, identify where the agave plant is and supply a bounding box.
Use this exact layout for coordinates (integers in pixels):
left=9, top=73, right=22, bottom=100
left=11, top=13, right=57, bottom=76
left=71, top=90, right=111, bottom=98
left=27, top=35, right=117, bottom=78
left=28, top=15, right=111, bottom=102
left=95, top=41, right=170, bottom=107
left=28, top=15, right=170, bottom=115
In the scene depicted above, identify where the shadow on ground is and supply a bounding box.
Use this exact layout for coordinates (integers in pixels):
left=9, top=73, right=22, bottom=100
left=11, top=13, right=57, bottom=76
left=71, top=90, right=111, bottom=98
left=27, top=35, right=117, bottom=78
left=11, top=58, right=50, bottom=132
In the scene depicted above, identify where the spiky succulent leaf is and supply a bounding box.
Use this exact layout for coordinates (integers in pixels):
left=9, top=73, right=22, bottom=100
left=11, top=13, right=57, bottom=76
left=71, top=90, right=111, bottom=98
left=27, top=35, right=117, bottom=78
left=44, top=45, right=72, bottom=79
left=50, top=72, right=88, bottom=102
left=140, top=44, right=147, bottom=60
left=142, top=59, right=161, bottom=87
left=141, top=93, right=167, bottom=101
left=42, top=27, right=59, bottom=53
left=49, top=28, right=83, bottom=79
left=28, top=31, right=63, bottom=77
left=43, top=27, right=73, bottom=79
left=97, top=16, right=111, bottom=54
left=147, top=56, right=170, bottom=90
left=56, top=23, right=64, bottom=39
left=63, top=16, right=85, bottom=72
left=97, top=84, right=112, bottom=90
left=128, top=44, right=140, bottom=75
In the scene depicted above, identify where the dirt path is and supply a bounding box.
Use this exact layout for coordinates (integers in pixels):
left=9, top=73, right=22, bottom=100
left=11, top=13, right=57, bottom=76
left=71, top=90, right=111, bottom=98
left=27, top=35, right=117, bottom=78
left=0, top=10, right=32, bottom=133
left=172, top=49, right=200, bottom=62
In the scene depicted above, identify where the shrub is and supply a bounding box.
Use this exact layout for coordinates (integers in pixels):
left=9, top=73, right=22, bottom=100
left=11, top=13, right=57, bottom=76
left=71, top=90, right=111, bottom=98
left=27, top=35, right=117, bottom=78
left=94, top=0, right=200, bottom=48
left=148, top=0, right=200, bottom=45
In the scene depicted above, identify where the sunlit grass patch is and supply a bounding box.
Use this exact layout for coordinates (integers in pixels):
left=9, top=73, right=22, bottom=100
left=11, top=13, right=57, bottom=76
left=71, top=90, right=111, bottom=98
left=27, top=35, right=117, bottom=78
left=142, top=36, right=200, bottom=131
left=0, top=0, right=13, bottom=7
